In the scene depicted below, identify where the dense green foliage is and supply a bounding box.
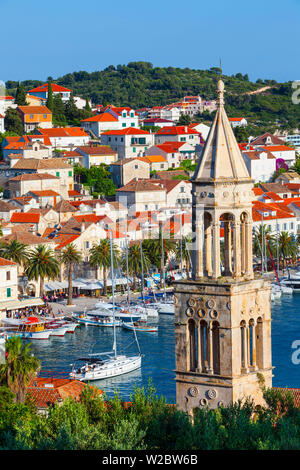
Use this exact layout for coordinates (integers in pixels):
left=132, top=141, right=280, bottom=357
left=1, top=380, right=300, bottom=450
left=4, top=108, right=23, bottom=135
left=5, top=63, right=300, bottom=130
left=74, top=164, right=117, bottom=197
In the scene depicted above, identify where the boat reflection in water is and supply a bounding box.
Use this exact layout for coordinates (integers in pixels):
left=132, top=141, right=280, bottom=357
left=90, top=367, right=142, bottom=397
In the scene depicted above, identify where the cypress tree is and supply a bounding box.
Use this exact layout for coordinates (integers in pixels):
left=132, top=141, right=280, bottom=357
left=84, top=96, right=91, bottom=112
left=46, top=81, right=54, bottom=111
left=65, top=92, right=78, bottom=123
left=15, top=82, right=27, bottom=106
left=53, top=93, right=66, bottom=124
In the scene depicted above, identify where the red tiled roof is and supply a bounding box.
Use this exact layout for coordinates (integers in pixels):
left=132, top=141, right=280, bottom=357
left=28, top=83, right=72, bottom=93
left=252, top=200, right=296, bottom=222
left=81, top=112, right=118, bottom=123
left=73, top=214, right=112, bottom=224
left=55, top=234, right=80, bottom=250
left=0, top=95, right=14, bottom=101
left=262, top=145, right=295, bottom=152
left=29, top=190, right=60, bottom=197
left=11, top=212, right=40, bottom=224
left=76, top=145, right=116, bottom=155
left=101, top=127, right=150, bottom=136
left=252, top=187, right=265, bottom=196
left=38, top=127, right=88, bottom=137
left=0, top=257, right=17, bottom=266
left=26, top=377, right=101, bottom=409
left=156, top=142, right=187, bottom=153
left=156, top=126, right=200, bottom=136
left=18, top=105, right=52, bottom=115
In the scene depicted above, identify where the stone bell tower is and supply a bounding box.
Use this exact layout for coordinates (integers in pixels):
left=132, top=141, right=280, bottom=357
left=174, top=78, right=272, bottom=412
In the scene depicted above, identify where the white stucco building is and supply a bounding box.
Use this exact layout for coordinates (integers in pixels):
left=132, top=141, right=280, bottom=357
left=101, top=127, right=155, bottom=159
left=242, top=149, right=276, bottom=183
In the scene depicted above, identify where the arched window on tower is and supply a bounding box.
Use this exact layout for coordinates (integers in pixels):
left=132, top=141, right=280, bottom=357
left=212, top=321, right=220, bottom=374
left=188, top=319, right=198, bottom=371
left=200, top=320, right=208, bottom=371
left=256, top=317, right=263, bottom=369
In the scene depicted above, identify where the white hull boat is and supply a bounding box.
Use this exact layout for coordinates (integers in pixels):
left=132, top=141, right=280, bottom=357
left=49, top=325, right=70, bottom=337
left=70, top=354, right=142, bottom=381
left=73, top=313, right=122, bottom=327
left=155, top=302, right=174, bottom=315
left=129, top=305, right=158, bottom=319
left=70, top=232, right=143, bottom=382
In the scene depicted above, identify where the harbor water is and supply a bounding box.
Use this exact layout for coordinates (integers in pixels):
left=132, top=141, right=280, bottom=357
left=30, top=295, right=300, bottom=402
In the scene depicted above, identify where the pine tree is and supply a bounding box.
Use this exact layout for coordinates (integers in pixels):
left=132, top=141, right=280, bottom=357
left=46, top=81, right=54, bottom=111
left=84, top=96, right=91, bottom=112
left=53, top=93, right=66, bottom=124
left=64, top=92, right=79, bottom=123
left=15, top=82, right=27, bottom=106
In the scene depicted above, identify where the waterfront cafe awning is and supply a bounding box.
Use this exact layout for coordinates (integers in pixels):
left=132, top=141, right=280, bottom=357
left=106, top=277, right=130, bottom=286
left=44, top=281, right=65, bottom=291
left=79, top=280, right=104, bottom=290
left=0, top=297, right=44, bottom=312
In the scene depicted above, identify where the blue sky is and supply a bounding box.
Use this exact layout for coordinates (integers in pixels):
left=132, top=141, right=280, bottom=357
left=1, top=0, right=299, bottom=83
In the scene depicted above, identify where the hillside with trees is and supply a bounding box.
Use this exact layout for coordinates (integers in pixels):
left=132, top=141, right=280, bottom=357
left=5, top=62, right=300, bottom=131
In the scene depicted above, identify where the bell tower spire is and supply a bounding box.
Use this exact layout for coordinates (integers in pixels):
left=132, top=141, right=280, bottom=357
left=174, top=75, right=273, bottom=413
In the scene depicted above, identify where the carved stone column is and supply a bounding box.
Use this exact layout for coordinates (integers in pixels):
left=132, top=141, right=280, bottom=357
left=212, top=221, right=221, bottom=278
left=208, top=322, right=214, bottom=374
left=224, top=220, right=232, bottom=276
left=233, top=221, right=241, bottom=277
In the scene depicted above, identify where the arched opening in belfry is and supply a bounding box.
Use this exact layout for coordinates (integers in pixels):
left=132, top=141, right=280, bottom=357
left=204, top=212, right=213, bottom=277
left=240, top=211, right=252, bottom=275
left=212, top=321, right=220, bottom=374
left=255, top=317, right=263, bottom=369
left=249, top=318, right=255, bottom=367
left=200, top=319, right=208, bottom=371
left=188, top=319, right=198, bottom=372
left=240, top=320, right=247, bottom=371
left=220, top=213, right=234, bottom=276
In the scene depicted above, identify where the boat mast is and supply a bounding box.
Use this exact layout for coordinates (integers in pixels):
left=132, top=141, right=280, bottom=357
left=125, top=224, right=130, bottom=308
left=139, top=240, right=145, bottom=304
left=109, top=230, right=117, bottom=359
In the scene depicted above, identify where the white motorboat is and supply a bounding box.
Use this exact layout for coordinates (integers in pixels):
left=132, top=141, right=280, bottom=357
left=280, top=271, right=300, bottom=292
left=70, top=230, right=142, bottom=381
left=70, top=353, right=142, bottom=381
left=129, top=304, right=158, bottom=319
left=123, top=322, right=158, bottom=333
left=271, top=284, right=282, bottom=301
left=73, top=312, right=122, bottom=327
left=156, top=302, right=174, bottom=315
left=1, top=318, right=52, bottom=340
left=81, top=306, right=142, bottom=323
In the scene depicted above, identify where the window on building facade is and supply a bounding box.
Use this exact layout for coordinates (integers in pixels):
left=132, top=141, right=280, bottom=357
left=7, top=288, right=11, bottom=298
left=6, top=271, right=10, bottom=281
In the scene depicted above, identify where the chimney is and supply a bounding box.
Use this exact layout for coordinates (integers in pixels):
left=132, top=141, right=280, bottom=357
left=81, top=223, right=85, bottom=232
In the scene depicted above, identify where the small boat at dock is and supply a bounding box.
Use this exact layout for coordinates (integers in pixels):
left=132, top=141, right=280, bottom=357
left=122, top=322, right=158, bottom=333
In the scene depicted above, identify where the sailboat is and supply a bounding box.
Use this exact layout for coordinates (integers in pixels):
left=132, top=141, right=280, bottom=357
left=69, top=230, right=142, bottom=382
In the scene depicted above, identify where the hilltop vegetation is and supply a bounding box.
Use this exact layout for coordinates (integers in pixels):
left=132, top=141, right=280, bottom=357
left=5, top=62, right=300, bottom=131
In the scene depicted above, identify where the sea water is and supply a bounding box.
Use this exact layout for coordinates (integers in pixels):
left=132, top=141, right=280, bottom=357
left=30, top=296, right=300, bottom=402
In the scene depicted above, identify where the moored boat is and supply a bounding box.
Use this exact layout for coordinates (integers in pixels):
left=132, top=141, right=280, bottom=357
left=122, top=322, right=158, bottom=333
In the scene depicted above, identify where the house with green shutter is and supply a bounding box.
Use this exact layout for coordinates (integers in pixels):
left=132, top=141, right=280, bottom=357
left=100, top=127, right=155, bottom=159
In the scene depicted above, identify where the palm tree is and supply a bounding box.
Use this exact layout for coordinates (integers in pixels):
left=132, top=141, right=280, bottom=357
left=277, top=231, right=299, bottom=269
left=252, top=225, right=276, bottom=268
left=0, top=239, right=28, bottom=266
left=59, top=243, right=82, bottom=306
left=24, top=245, right=60, bottom=298
left=89, top=239, right=119, bottom=296
left=176, top=235, right=192, bottom=278
left=0, top=336, right=40, bottom=403
left=122, top=243, right=150, bottom=292
left=143, top=228, right=175, bottom=287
